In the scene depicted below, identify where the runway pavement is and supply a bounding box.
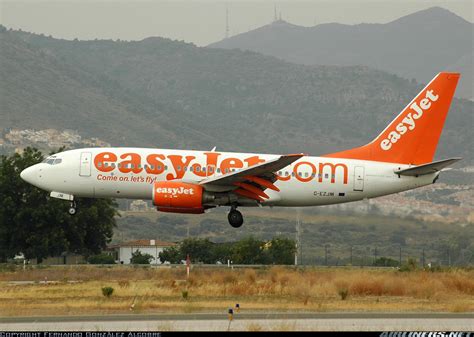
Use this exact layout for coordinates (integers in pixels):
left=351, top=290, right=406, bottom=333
left=1, top=312, right=473, bottom=331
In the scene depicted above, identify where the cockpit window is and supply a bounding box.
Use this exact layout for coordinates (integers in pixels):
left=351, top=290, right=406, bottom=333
left=41, top=156, right=62, bottom=165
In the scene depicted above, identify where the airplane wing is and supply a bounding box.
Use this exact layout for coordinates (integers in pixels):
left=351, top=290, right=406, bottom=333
left=394, top=158, right=462, bottom=176
left=199, top=153, right=305, bottom=201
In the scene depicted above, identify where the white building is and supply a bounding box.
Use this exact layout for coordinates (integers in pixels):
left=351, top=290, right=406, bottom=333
left=109, top=239, right=176, bottom=264
left=129, top=199, right=149, bottom=212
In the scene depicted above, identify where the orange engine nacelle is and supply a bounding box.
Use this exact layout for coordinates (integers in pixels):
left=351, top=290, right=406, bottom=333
left=152, top=181, right=205, bottom=214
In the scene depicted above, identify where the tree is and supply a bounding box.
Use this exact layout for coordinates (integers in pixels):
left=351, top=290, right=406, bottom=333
left=266, top=237, right=296, bottom=265
left=88, top=253, right=115, bottom=264
left=0, top=148, right=117, bottom=263
left=159, top=245, right=183, bottom=264
left=130, top=250, right=154, bottom=264
left=232, top=236, right=265, bottom=264
left=373, top=256, right=399, bottom=267
left=180, top=238, right=215, bottom=263
left=211, top=242, right=233, bottom=264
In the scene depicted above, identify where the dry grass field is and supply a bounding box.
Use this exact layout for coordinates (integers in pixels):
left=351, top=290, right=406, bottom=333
left=0, top=266, right=473, bottom=317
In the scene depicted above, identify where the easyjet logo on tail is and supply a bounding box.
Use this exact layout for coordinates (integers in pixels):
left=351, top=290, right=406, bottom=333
left=380, top=89, right=439, bottom=151
left=156, top=187, right=195, bottom=196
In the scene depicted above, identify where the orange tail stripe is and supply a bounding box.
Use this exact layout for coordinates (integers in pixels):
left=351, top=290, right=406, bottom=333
left=244, top=175, right=280, bottom=192
left=233, top=188, right=263, bottom=202
left=234, top=182, right=269, bottom=199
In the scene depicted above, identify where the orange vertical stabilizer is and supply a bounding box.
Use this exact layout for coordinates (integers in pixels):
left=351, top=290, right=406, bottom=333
left=323, top=72, right=460, bottom=165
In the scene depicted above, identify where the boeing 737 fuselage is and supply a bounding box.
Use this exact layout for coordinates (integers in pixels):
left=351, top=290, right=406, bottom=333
left=20, top=72, right=462, bottom=227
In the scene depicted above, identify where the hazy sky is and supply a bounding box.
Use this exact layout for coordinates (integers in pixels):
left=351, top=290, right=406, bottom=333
left=0, top=0, right=472, bottom=46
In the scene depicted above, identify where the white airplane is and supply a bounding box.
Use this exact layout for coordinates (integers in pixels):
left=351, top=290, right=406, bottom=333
left=21, top=72, right=461, bottom=228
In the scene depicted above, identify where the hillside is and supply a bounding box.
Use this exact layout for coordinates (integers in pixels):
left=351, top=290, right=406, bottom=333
left=209, top=7, right=474, bottom=100
left=0, top=26, right=473, bottom=164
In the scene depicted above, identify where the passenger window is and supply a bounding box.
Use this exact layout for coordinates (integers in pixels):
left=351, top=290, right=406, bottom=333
left=189, top=166, right=194, bottom=172
left=177, top=166, right=181, bottom=171
left=53, top=159, right=62, bottom=165
left=305, top=172, right=308, bottom=177
left=285, top=171, right=289, bottom=176
left=196, top=166, right=201, bottom=172
left=184, top=166, right=188, bottom=172
left=164, top=165, right=168, bottom=170
left=98, top=162, right=103, bottom=167
left=325, top=173, right=329, bottom=178
left=217, top=168, right=221, bottom=173
left=298, top=172, right=302, bottom=177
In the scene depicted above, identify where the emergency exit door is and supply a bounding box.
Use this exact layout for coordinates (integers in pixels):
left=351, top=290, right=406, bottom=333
left=353, top=166, right=365, bottom=191
left=79, top=152, right=92, bottom=177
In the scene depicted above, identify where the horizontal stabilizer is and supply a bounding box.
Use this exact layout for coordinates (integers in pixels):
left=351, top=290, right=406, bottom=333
left=394, top=158, right=462, bottom=176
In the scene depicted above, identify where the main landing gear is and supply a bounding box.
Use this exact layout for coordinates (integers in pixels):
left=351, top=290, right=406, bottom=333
left=68, top=201, right=77, bottom=216
left=228, top=205, right=243, bottom=228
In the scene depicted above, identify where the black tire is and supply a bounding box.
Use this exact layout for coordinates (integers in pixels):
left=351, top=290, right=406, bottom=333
left=228, top=209, right=243, bottom=228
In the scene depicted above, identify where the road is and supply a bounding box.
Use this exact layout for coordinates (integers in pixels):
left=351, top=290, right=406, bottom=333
left=1, top=312, right=473, bottom=331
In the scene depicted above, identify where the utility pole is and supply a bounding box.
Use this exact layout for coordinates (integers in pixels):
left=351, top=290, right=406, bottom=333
left=295, top=208, right=302, bottom=266
left=350, top=245, right=353, bottom=266
left=421, top=248, right=425, bottom=268
left=325, top=244, right=328, bottom=266
left=399, top=245, right=402, bottom=267
left=373, top=247, right=377, bottom=265
left=225, top=5, right=230, bottom=39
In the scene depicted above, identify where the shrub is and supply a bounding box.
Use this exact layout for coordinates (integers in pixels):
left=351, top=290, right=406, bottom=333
left=118, top=280, right=130, bottom=288
left=130, top=250, right=155, bottom=265
left=88, top=253, right=115, bottom=265
left=399, top=258, right=418, bottom=272
left=373, top=257, right=399, bottom=267
left=338, top=288, right=349, bottom=300
left=101, top=286, right=114, bottom=297
left=244, top=269, right=257, bottom=284
left=181, top=290, right=189, bottom=300
left=222, top=273, right=238, bottom=284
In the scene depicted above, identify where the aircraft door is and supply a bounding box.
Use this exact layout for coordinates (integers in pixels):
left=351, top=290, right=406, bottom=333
left=79, top=152, right=92, bottom=177
left=353, top=166, right=365, bottom=191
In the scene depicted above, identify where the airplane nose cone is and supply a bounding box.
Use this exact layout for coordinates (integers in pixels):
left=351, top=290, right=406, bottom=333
left=20, top=166, right=38, bottom=185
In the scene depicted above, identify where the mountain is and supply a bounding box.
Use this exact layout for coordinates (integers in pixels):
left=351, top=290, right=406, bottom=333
left=1, top=27, right=473, bottom=165
left=209, top=7, right=474, bottom=100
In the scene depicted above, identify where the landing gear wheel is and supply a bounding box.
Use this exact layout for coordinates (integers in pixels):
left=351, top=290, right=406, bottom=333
left=228, top=209, right=244, bottom=228
left=68, top=201, right=77, bottom=216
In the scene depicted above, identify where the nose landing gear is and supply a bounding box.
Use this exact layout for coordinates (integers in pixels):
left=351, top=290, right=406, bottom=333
left=68, top=201, right=77, bottom=216
left=228, top=206, right=243, bottom=228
